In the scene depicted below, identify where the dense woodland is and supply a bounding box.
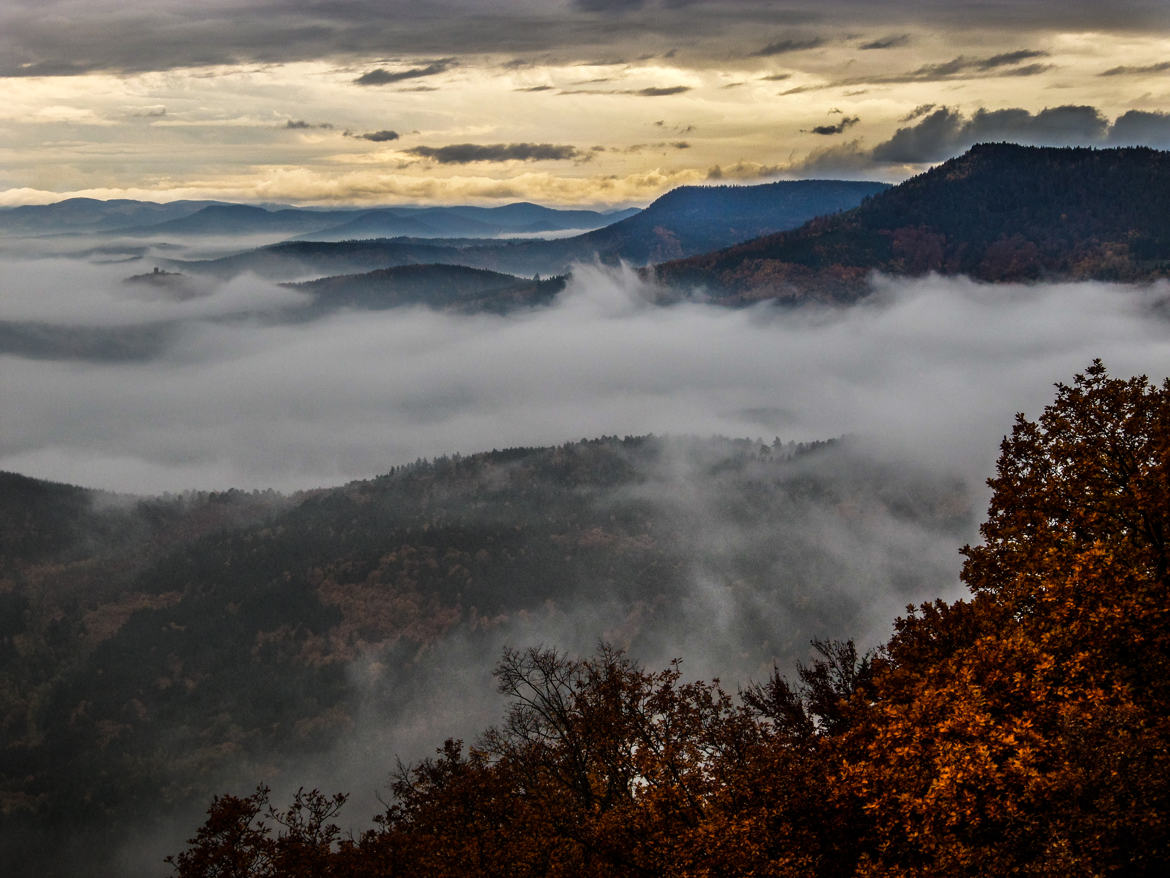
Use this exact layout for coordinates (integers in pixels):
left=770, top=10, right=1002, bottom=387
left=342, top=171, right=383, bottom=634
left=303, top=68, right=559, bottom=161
left=655, top=144, right=1170, bottom=302
left=0, top=435, right=968, bottom=876
left=166, top=361, right=1170, bottom=875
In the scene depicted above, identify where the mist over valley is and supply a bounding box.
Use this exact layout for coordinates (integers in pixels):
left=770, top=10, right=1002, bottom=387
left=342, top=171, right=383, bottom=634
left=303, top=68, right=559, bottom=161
left=4, top=145, right=1170, bottom=875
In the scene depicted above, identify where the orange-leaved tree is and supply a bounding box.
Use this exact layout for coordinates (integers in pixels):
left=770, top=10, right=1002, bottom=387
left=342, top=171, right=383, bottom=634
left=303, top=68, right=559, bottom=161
left=845, top=360, right=1170, bottom=875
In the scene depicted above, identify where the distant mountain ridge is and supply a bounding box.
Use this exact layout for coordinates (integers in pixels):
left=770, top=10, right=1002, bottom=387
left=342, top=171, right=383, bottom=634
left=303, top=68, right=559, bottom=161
left=175, top=179, right=889, bottom=280
left=654, top=143, right=1170, bottom=303
left=0, top=197, right=635, bottom=240
left=0, top=197, right=229, bottom=235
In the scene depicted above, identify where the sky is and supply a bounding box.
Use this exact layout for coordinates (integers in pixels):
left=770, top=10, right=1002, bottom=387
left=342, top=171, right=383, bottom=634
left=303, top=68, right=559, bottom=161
left=2, top=0, right=1170, bottom=207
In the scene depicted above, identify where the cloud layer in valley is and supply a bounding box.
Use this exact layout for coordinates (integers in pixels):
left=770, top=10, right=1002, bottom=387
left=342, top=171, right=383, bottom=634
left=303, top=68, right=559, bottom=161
left=4, top=260, right=1169, bottom=497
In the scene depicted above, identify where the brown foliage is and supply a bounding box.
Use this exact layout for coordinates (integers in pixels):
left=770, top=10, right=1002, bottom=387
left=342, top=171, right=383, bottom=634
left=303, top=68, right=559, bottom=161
left=169, top=362, right=1170, bottom=876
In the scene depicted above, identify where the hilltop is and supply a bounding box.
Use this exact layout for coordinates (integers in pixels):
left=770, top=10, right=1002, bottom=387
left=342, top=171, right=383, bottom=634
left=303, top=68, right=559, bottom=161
left=654, top=144, right=1170, bottom=303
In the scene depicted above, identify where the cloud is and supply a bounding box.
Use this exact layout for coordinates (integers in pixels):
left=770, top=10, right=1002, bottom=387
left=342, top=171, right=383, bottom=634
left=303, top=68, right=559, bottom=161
left=899, top=103, right=936, bottom=122
left=354, top=59, right=454, bottom=86
left=1099, top=61, right=1170, bottom=76
left=285, top=119, right=334, bottom=130
left=753, top=36, right=825, bottom=57
left=1107, top=110, right=1170, bottom=145
left=808, top=115, right=860, bottom=135
left=787, top=103, right=1170, bottom=178
left=859, top=34, right=910, bottom=50
left=857, top=49, right=1052, bottom=84
left=349, top=129, right=400, bottom=142
left=633, top=85, right=691, bottom=96
left=516, top=84, right=554, bottom=92
left=406, top=142, right=583, bottom=163
left=4, top=262, right=1169, bottom=504
left=0, top=3, right=1162, bottom=79
left=870, top=105, right=1110, bottom=163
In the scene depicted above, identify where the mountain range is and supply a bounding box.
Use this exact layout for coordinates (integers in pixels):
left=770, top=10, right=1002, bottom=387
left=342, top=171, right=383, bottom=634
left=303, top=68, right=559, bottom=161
left=169, top=179, right=888, bottom=281
left=165, top=144, right=1170, bottom=312
left=0, top=198, right=636, bottom=240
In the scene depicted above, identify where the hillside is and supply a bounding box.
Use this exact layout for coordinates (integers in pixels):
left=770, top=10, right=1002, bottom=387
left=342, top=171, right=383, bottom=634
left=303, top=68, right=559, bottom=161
left=175, top=180, right=887, bottom=281
left=165, top=363, right=1170, bottom=878
left=654, top=144, right=1170, bottom=303
left=0, top=436, right=970, bottom=877
left=286, top=263, right=567, bottom=313
left=457, top=179, right=891, bottom=275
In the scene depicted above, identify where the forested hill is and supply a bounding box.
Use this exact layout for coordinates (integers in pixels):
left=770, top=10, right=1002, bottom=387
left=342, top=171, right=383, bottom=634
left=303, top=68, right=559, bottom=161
left=165, top=363, right=1170, bottom=877
left=285, top=264, right=567, bottom=314
left=654, top=143, right=1170, bottom=303
left=0, top=436, right=970, bottom=877
left=174, top=180, right=887, bottom=282
left=526, top=179, right=891, bottom=267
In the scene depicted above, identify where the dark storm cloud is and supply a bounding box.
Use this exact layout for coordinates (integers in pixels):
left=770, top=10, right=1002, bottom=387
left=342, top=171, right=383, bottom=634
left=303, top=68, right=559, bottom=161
left=859, top=34, right=910, bottom=50
left=354, top=59, right=455, bottom=86
left=407, top=142, right=583, bottom=163
left=752, top=36, right=825, bottom=57
left=808, top=115, right=859, bottom=135
left=285, top=119, right=334, bottom=130
left=1099, top=60, right=1170, bottom=76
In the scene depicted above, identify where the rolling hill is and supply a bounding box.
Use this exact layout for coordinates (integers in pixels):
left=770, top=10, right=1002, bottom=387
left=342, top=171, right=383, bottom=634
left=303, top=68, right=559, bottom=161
left=174, top=179, right=889, bottom=281
left=0, top=435, right=970, bottom=877
left=653, top=143, right=1170, bottom=303
left=286, top=263, right=567, bottom=314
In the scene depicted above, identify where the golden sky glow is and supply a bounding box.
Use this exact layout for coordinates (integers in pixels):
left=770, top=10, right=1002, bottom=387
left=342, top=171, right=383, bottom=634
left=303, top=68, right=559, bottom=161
left=2, top=1, right=1169, bottom=207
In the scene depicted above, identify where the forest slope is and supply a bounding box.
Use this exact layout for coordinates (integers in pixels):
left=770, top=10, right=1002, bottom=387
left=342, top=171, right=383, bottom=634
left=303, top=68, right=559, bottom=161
left=654, top=144, right=1170, bottom=303
left=0, top=436, right=969, bottom=877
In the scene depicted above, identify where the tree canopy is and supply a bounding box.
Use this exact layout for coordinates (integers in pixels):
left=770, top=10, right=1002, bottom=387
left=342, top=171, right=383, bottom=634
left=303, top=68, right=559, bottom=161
left=169, top=361, right=1170, bottom=876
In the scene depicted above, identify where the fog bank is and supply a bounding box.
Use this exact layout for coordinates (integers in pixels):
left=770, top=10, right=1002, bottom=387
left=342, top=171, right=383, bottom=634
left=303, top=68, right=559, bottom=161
left=3, top=262, right=1169, bottom=495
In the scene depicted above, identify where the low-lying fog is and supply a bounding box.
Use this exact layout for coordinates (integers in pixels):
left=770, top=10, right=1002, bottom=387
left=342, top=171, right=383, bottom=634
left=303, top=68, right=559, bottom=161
left=8, top=253, right=1170, bottom=876
left=3, top=257, right=1169, bottom=496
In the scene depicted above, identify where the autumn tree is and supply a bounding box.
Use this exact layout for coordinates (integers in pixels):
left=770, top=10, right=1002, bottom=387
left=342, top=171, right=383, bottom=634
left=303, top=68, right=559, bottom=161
left=165, top=786, right=348, bottom=878
left=168, top=361, right=1170, bottom=876
left=845, top=361, right=1170, bottom=875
